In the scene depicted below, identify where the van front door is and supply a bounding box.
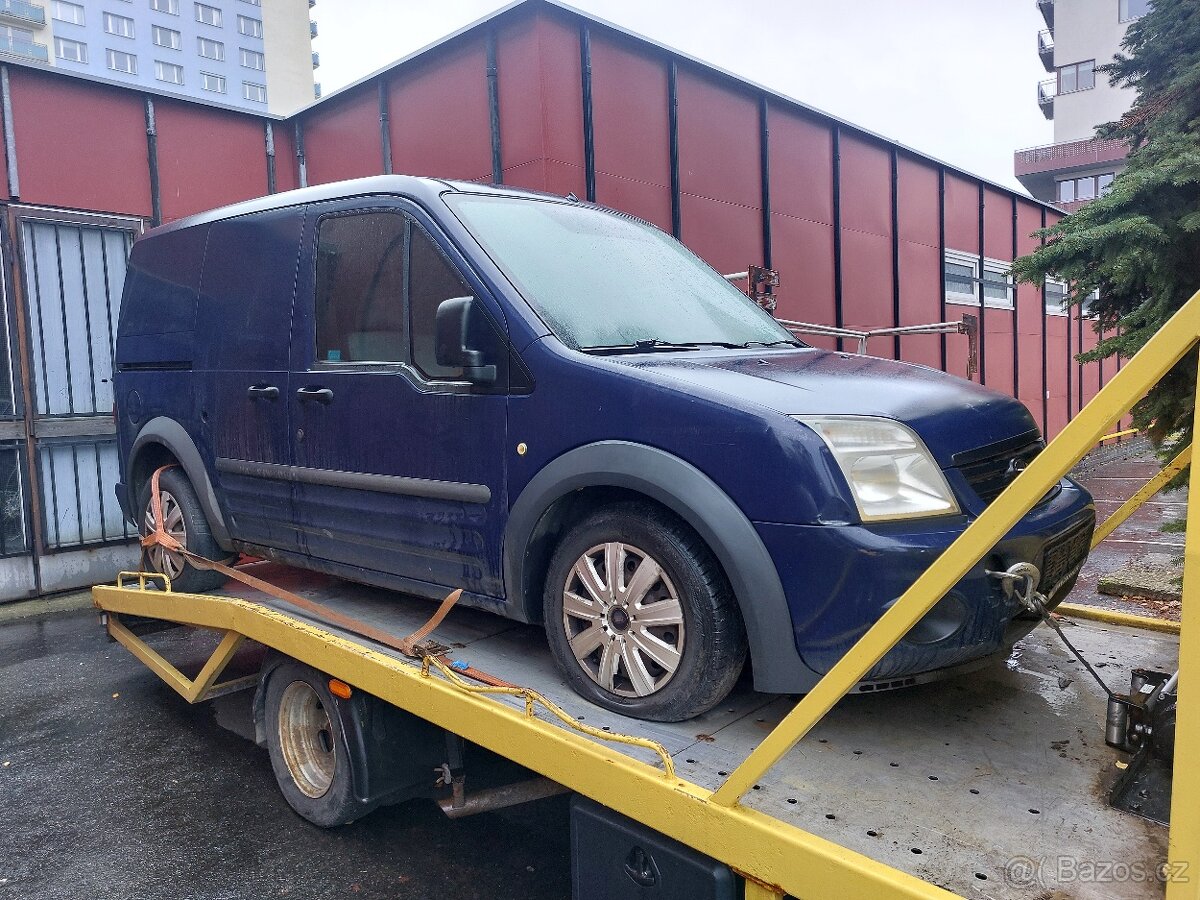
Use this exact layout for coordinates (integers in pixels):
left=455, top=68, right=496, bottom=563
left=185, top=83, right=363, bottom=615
left=287, top=201, right=509, bottom=601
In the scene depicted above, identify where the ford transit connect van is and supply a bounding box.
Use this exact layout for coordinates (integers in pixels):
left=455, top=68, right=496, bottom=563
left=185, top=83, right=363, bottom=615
left=114, top=176, right=1094, bottom=721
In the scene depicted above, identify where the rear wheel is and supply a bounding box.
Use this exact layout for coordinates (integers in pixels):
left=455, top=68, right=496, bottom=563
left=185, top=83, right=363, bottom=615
left=543, top=502, right=747, bottom=722
left=263, top=660, right=362, bottom=827
left=137, top=467, right=225, bottom=594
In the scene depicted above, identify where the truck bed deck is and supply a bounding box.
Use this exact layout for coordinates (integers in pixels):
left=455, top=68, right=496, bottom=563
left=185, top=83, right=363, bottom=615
left=115, top=560, right=1176, bottom=900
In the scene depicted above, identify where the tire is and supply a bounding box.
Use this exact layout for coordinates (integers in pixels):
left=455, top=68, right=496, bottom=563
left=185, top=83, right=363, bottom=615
left=263, top=660, right=362, bottom=828
left=542, top=502, right=747, bottom=722
left=137, top=467, right=225, bottom=594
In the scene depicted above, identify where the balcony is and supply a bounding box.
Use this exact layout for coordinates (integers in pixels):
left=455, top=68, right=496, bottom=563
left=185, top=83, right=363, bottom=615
left=1037, top=0, right=1054, bottom=29
left=0, top=32, right=46, bottom=62
left=1038, top=29, right=1054, bottom=71
left=0, top=0, right=45, bottom=27
left=313, top=82, right=321, bottom=99
left=1014, top=137, right=1130, bottom=203
left=311, top=51, right=319, bottom=69
left=1038, top=78, right=1056, bottom=119
left=309, top=19, right=317, bottom=38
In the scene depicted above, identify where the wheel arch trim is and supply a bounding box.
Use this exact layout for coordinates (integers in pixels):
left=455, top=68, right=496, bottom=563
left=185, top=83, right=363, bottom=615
left=128, top=416, right=232, bottom=549
left=504, top=440, right=820, bottom=693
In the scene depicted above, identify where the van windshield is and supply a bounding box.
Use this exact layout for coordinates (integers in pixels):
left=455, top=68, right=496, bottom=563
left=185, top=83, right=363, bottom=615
left=445, top=194, right=799, bottom=352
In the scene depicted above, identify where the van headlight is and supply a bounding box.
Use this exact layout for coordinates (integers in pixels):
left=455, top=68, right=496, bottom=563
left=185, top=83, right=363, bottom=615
left=794, top=416, right=960, bottom=522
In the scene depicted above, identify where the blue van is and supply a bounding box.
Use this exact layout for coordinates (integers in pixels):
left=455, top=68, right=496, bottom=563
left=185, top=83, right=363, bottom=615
left=114, top=176, right=1094, bottom=721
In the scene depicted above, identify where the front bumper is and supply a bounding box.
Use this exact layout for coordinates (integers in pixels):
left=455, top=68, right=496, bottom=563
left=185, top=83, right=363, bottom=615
left=755, top=478, right=1095, bottom=683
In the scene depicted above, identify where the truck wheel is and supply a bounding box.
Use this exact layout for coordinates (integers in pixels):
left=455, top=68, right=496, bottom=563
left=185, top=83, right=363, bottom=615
left=137, top=467, right=225, bottom=594
left=543, top=502, right=747, bottom=722
left=263, top=660, right=362, bottom=827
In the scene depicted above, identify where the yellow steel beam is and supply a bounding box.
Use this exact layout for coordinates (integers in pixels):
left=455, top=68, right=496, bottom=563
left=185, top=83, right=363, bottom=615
left=106, top=613, right=246, bottom=704
left=1056, top=602, right=1182, bottom=635
left=1166, top=360, right=1200, bottom=900
left=742, top=880, right=786, bottom=900
left=711, top=287, right=1200, bottom=807
left=1092, top=443, right=1191, bottom=547
left=91, top=584, right=958, bottom=900
left=1098, top=427, right=1139, bottom=442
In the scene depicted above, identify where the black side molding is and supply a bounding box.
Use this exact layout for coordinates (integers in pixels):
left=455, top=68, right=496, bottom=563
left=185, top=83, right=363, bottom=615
left=216, top=458, right=492, bottom=505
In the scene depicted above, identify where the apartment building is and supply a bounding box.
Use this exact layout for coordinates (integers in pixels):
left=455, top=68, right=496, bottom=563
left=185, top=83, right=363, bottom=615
left=0, top=0, right=318, bottom=113
left=1014, top=0, right=1148, bottom=208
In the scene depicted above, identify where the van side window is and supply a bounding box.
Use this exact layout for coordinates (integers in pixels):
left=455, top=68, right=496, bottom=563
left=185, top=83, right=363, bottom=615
left=314, top=212, right=407, bottom=364
left=409, top=224, right=467, bottom=380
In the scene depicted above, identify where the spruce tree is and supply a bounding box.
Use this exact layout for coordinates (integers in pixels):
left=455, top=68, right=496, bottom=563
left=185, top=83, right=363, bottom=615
left=1010, top=0, right=1200, bottom=445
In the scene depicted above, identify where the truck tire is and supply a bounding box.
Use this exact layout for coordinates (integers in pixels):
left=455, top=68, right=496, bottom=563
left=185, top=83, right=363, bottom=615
left=263, top=660, right=363, bottom=827
left=543, top=502, right=747, bottom=722
left=137, top=467, right=225, bottom=594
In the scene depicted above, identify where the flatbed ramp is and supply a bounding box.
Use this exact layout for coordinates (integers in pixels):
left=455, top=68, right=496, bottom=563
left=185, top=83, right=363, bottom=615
left=96, top=562, right=1177, bottom=900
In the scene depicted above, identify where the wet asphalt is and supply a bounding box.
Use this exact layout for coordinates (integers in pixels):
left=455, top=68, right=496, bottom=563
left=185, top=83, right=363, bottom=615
left=0, top=609, right=572, bottom=900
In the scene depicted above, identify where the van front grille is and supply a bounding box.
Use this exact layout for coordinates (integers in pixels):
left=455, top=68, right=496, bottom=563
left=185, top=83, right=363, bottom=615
left=955, top=437, right=1046, bottom=506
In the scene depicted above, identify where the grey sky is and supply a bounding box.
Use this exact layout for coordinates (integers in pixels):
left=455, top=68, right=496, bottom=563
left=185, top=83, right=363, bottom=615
left=313, top=1, right=1055, bottom=193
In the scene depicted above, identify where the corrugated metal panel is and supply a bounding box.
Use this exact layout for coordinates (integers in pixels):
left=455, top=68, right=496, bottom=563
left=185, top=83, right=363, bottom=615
left=1015, top=201, right=1046, bottom=430
left=770, top=214, right=836, bottom=350
left=388, top=39, right=492, bottom=181
left=9, top=69, right=150, bottom=216
left=768, top=111, right=833, bottom=226
left=155, top=100, right=268, bottom=222
left=302, top=84, right=383, bottom=186
left=896, top=158, right=941, bottom=368
left=496, top=20, right=549, bottom=184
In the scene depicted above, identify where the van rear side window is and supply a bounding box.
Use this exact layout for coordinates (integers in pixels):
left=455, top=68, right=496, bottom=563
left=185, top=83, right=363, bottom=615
left=313, top=210, right=468, bottom=379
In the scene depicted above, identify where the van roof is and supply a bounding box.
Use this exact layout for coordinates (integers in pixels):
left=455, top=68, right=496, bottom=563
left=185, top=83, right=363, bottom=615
left=142, top=175, right=562, bottom=239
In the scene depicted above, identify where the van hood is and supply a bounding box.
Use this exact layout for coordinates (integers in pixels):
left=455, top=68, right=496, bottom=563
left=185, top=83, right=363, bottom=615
left=616, top=348, right=1039, bottom=466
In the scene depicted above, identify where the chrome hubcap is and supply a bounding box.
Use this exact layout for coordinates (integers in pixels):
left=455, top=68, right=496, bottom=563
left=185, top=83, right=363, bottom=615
left=277, top=681, right=336, bottom=799
left=562, top=542, right=686, bottom=698
left=143, top=489, right=187, bottom=580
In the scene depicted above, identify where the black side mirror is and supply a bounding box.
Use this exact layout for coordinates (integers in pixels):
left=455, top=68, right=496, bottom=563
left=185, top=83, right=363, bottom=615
left=435, top=296, right=497, bottom=384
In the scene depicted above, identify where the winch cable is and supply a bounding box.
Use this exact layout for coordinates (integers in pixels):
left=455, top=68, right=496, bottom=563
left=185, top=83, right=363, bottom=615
left=989, top=565, right=1116, bottom=700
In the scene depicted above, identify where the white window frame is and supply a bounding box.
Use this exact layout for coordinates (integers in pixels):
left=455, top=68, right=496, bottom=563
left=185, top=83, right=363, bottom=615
left=103, top=12, right=135, bottom=39
left=242, top=80, right=266, bottom=103
left=54, top=36, right=88, bottom=63
left=237, top=14, right=262, bottom=38
left=154, top=59, right=184, bottom=85
left=150, top=0, right=179, bottom=14
left=200, top=71, right=226, bottom=93
left=944, top=249, right=1015, bottom=310
left=105, top=48, right=137, bottom=75
left=1044, top=277, right=1069, bottom=316
left=240, top=0, right=261, bottom=5
left=194, top=2, right=222, bottom=26
left=196, top=36, right=224, bottom=60
left=239, top=47, right=264, bottom=70
left=51, top=1, right=85, bottom=26
left=152, top=24, right=182, bottom=50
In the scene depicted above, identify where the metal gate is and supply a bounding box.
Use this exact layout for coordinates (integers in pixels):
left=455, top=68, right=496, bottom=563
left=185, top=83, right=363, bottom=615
left=0, top=207, right=143, bottom=601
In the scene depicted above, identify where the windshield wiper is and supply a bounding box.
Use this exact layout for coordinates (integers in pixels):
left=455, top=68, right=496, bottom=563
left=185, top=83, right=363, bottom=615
left=734, top=339, right=804, bottom=349
left=582, top=339, right=704, bottom=355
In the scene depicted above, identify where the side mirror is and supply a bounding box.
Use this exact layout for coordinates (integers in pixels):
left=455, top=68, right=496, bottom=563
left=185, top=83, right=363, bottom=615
left=435, top=296, right=497, bottom=384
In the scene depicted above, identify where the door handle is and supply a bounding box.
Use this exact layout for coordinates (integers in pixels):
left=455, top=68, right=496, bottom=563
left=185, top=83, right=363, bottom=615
left=296, top=386, right=334, bottom=404
left=247, top=384, right=280, bottom=400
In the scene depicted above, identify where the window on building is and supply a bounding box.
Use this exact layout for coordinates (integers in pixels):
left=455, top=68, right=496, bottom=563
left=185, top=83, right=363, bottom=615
left=1083, top=288, right=1100, bottom=318
left=240, top=0, right=261, bottom=5
left=105, top=48, right=137, bottom=74
left=1058, top=60, right=1096, bottom=94
left=54, top=36, right=87, bottom=63
left=103, top=12, right=135, bottom=38
left=242, top=81, right=266, bottom=103
left=200, top=71, right=225, bottom=93
left=1120, top=0, right=1152, bottom=21
left=239, top=47, right=264, bottom=70
left=152, top=24, right=181, bottom=50
left=154, top=59, right=184, bottom=84
left=1044, top=278, right=1068, bottom=315
left=150, top=0, right=179, bottom=13
left=194, top=2, right=221, bottom=26
left=51, top=1, right=85, bottom=25
left=237, top=14, right=262, bottom=38
left=1057, top=173, right=1117, bottom=204
left=197, top=36, right=224, bottom=60
left=944, top=250, right=1014, bottom=308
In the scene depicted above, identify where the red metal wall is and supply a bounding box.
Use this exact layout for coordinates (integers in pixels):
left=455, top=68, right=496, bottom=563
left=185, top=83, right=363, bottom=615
left=0, top=4, right=1110, bottom=439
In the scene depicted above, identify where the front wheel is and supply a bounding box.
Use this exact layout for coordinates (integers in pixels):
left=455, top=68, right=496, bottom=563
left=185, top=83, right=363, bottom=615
left=542, top=502, right=747, bottom=722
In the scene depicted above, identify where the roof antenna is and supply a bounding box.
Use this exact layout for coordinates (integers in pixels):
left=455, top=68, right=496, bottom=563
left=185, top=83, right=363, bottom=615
left=565, top=192, right=579, bottom=202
